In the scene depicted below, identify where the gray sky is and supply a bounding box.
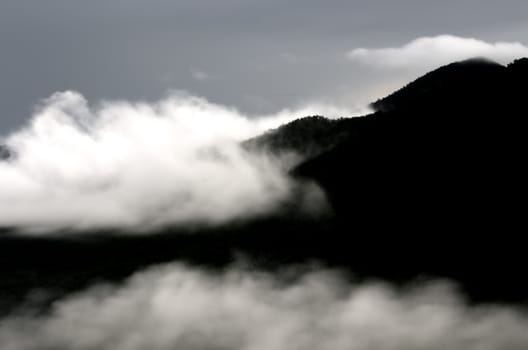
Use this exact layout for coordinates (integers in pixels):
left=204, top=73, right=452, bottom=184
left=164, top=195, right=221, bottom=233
left=1, top=0, right=528, bottom=133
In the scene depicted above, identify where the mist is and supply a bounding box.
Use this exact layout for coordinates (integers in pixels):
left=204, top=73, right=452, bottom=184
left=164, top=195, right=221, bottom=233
left=348, top=35, right=528, bottom=70
left=1, top=263, right=527, bottom=350
left=0, top=91, right=355, bottom=233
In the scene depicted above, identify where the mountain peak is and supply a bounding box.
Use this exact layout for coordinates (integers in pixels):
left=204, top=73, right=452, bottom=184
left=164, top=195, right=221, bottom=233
left=371, top=58, right=507, bottom=112
left=507, top=57, right=528, bottom=74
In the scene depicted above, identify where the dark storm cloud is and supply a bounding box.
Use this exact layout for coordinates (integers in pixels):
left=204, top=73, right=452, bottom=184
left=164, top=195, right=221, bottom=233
left=1, top=0, right=528, bottom=132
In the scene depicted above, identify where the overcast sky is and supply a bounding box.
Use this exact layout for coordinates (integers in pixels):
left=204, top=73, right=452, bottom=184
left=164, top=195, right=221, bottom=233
left=1, top=0, right=528, bottom=133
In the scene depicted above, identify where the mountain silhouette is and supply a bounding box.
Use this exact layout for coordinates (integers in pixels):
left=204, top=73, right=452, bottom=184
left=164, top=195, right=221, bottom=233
left=296, top=57, right=527, bottom=229
left=244, top=115, right=352, bottom=162
left=371, top=58, right=506, bottom=112
left=1, top=58, right=527, bottom=314
left=285, top=58, right=528, bottom=298
left=240, top=57, right=528, bottom=299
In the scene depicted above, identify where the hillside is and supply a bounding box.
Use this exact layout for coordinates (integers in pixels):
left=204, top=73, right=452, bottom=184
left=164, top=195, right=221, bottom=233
left=1, top=58, right=527, bottom=314
left=295, top=57, right=527, bottom=229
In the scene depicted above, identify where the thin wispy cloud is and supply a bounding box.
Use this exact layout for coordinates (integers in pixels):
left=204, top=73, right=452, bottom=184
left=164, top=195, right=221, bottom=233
left=348, top=35, right=528, bottom=69
left=191, top=69, right=213, bottom=81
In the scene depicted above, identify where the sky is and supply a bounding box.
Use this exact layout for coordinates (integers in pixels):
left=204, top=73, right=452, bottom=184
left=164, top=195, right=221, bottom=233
left=2, top=2, right=528, bottom=348
left=1, top=0, right=528, bottom=133
left=1, top=0, right=528, bottom=232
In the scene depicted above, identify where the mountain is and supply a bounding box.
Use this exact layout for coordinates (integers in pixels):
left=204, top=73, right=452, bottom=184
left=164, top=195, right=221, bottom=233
left=286, top=58, right=528, bottom=298
left=1, top=58, right=527, bottom=314
left=244, top=115, right=355, bottom=162
left=294, top=57, right=527, bottom=229
left=237, top=57, right=528, bottom=300
left=370, top=58, right=507, bottom=112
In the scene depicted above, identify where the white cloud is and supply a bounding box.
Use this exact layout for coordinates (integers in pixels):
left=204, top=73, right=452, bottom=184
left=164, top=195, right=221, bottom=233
left=347, top=35, right=528, bottom=69
left=191, top=69, right=212, bottom=81
left=2, top=264, right=528, bottom=350
left=0, top=91, right=358, bottom=233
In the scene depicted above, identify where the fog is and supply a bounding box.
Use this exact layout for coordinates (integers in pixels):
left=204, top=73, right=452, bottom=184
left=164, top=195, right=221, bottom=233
left=0, top=91, right=356, bottom=233
left=1, top=263, right=527, bottom=350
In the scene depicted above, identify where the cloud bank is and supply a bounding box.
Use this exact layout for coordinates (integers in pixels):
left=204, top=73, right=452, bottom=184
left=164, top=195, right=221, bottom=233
left=1, top=263, right=527, bottom=350
left=0, top=91, right=354, bottom=233
left=348, top=35, right=528, bottom=69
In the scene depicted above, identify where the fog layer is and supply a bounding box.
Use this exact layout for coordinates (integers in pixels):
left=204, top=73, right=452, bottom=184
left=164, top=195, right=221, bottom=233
left=0, top=91, right=353, bottom=233
left=1, top=264, right=527, bottom=350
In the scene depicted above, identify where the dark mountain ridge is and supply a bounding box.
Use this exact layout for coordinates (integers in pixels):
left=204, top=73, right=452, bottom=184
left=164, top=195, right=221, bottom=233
left=1, top=58, right=527, bottom=314
left=287, top=58, right=528, bottom=300
left=296, top=57, right=527, bottom=226
left=371, top=58, right=507, bottom=112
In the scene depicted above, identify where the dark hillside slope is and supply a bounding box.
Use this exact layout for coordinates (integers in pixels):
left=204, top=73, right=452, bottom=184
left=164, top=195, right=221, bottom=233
left=243, top=115, right=355, bottom=161
left=293, top=58, right=528, bottom=298
left=371, top=58, right=507, bottom=113
left=298, top=58, right=526, bottom=224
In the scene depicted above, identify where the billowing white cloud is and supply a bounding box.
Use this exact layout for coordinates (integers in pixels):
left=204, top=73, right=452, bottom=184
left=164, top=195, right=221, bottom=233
left=348, top=35, right=528, bottom=69
left=0, top=91, right=356, bottom=233
left=2, top=263, right=528, bottom=350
